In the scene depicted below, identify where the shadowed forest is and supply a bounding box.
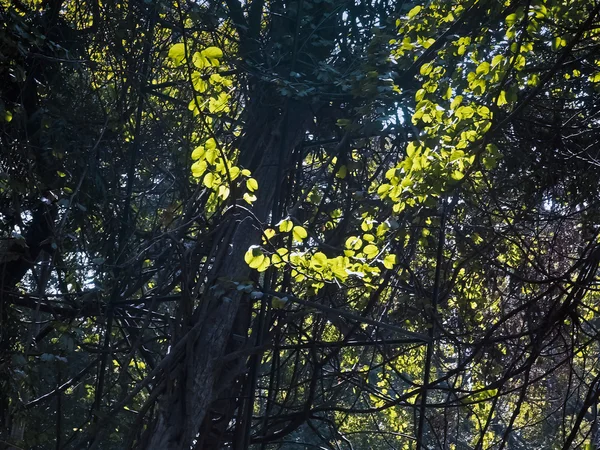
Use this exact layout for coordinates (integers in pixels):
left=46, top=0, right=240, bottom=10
left=2, top=0, right=600, bottom=449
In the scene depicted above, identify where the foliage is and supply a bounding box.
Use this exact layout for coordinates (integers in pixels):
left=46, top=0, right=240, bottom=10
left=2, top=0, right=600, bottom=449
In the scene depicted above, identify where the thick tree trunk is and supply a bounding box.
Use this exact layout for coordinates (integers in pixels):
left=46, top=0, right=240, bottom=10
left=146, top=96, right=312, bottom=450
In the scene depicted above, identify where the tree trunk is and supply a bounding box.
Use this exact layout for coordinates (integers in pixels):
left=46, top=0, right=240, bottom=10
left=146, top=93, right=312, bottom=450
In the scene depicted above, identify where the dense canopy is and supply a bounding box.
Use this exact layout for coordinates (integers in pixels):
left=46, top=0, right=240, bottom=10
left=2, top=0, right=600, bottom=449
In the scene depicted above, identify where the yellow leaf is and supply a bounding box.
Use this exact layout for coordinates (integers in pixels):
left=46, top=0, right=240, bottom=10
left=310, top=252, right=328, bottom=270
left=191, top=72, right=207, bottom=92
left=363, top=244, right=378, bottom=259
left=345, top=236, right=363, bottom=250
left=191, top=145, right=205, bottom=160
left=497, top=90, right=507, bottom=106
left=191, top=160, right=207, bottom=178
left=217, top=184, right=230, bottom=200
left=256, top=255, right=271, bottom=272
left=376, top=223, right=389, bottom=237
left=272, top=247, right=290, bottom=266
left=205, top=138, right=217, bottom=150
left=292, top=226, right=308, bottom=242
left=361, top=220, right=373, bottom=232
left=246, top=178, right=258, bottom=192
left=205, top=148, right=217, bottom=164
left=209, top=92, right=230, bottom=114
left=228, top=166, right=241, bottom=180
left=450, top=95, right=463, bottom=110
left=203, top=172, right=215, bottom=188
left=278, top=219, right=293, bottom=233
left=476, top=62, right=490, bottom=75
left=407, top=5, right=422, bottom=19
left=451, top=170, right=464, bottom=181
left=262, top=228, right=276, bottom=244
left=383, top=254, right=397, bottom=269
left=168, top=43, right=186, bottom=66
left=244, top=246, right=265, bottom=269
left=243, top=193, right=257, bottom=204
left=201, top=46, right=223, bottom=59
left=192, top=52, right=209, bottom=69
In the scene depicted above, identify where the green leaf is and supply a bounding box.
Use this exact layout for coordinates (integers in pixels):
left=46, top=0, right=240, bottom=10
left=272, top=296, right=288, bottom=309
left=336, top=165, right=347, bottom=179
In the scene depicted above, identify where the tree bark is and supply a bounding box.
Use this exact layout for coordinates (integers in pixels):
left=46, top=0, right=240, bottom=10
left=145, top=93, right=312, bottom=450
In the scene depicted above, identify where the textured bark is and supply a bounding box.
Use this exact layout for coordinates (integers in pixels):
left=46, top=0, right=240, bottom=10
left=145, top=96, right=312, bottom=450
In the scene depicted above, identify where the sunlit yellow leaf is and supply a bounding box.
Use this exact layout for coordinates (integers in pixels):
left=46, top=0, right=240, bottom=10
left=191, top=72, right=207, bottom=92
left=292, top=226, right=308, bottom=242
left=205, top=148, right=217, bottom=164
left=310, top=252, right=328, bottom=270
left=191, top=160, right=207, bottom=178
left=244, top=246, right=265, bottom=269
left=217, top=184, right=230, bottom=200
left=407, top=5, right=422, bottom=19
left=201, top=46, right=223, bottom=59
left=278, top=219, right=293, bottom=232
left=168, top=43, right=186, bottom=66
left=243, top=193, right=257, bottom=204
left=363, top=244, right=378, bottom=259
left=228, top=166, right=241, bottom=180
left=345, top=236, right=363, bottom=250
left=383, top=254, right=397, bottom=269
left=256, top=255, right=271, bottom=272
left=192, top=52, right=209, bottom=69
left=191, top=145, right=205, bottom=160
left=262, top=228, right=276, bottom=244
left=203, top=172, right=215, bottom=188
left=247, top=178, right=258, bottom=192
